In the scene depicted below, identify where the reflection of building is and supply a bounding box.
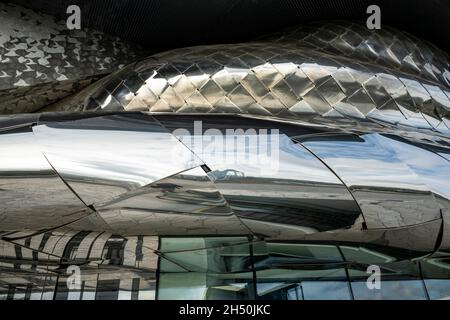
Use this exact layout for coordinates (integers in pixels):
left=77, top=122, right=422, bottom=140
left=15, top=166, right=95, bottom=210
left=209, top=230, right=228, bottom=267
left=1, top=109, right=450, bottom=300
left=2, top=234, right=450, bottom=300
left=1, top=6, right=450, bottom=300
left=1, top=111, right=450, bottom=300
left=0, top=233, right=157, bottom=300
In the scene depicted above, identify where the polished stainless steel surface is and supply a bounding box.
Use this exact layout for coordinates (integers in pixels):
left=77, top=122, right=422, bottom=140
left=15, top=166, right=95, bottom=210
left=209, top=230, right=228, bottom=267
left=1, top=20, right=450, bottom=300
left=32, top=113, right=203, bottom=205
left=302, top=133, right=442, bottom=228
left=0, top=125, right=92, bottom=232
left=42, top=22, right=450, bottom=141
left=203, top=133, right=362, bottom=232
left=0, top=112, right=447, bottom=240
left=93, top=166, right=250, bottom=235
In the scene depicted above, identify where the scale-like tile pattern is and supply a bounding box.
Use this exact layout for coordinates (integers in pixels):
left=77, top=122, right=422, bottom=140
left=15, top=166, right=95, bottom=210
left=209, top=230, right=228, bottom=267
left=43, top=22, right=450, bottom=138
left=0, top=2, right=147, bottom=114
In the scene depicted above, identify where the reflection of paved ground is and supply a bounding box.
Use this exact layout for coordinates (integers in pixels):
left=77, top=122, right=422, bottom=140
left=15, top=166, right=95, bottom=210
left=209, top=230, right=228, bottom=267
left=214, top=181, right=352, bottom=200
left=0, top=177, right=90, bottom=230
left=354, top=190, right=440, bottom=228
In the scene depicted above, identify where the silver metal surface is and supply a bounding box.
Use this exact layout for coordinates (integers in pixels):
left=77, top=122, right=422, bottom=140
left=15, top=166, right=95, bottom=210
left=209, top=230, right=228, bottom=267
left=0, top=125, right=92, bottom=232
left=261, top=21, right=450, bottom=88
left=32, top=113, right=204, bottom=205
left=94, top=166, right=250, bottom=235
left=201, top=132, right=362, bottom=232
left=1, top=20, right=450, bottom=300
left=0, top=2, right=147, bottom=114
left=302, top=133, right=442, bottom=228
left=0, top=111, right=447, bottom=239
left=42, top=22, right=450, bottom=142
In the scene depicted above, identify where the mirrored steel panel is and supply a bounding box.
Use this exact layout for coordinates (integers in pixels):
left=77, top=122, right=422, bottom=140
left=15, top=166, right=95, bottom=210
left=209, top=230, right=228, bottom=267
left=44, top=23, right=450, bottom=139
left=94, top=166, right=250, bottom=236
left=32, top=113, right=204, bottom=205
left=302, top=133, right=442, bottom=228
left=0, top=126, right=92, bottom=232
left=170, top=129, right=362, bottom=234
left=379, top=135, right=450, bottom=211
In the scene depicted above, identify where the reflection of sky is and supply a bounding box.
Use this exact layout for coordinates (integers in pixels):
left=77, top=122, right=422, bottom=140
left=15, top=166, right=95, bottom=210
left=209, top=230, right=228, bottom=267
left=33, top=125, right=200, bottom=186
left=193, top=133, right=342, bottom=184
left=303, top=133, right=432, bottom=191
left=0, top=131, right=52, bottom=171
left=380, top=135, right=450, bottom=199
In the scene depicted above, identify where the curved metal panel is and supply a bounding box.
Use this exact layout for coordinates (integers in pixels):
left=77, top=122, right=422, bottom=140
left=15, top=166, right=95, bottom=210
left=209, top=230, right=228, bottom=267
left=379, top=134, right=450, bottom=211
left=261, top=21, right=450, bottom=88
left=98, top=166, right=233, bottom=216
left=94, top=166, right=250, bottom=236
left=170, top=128, right=362, bottom=234
left=41, top=22, right=450, bottom=141
left=32, top=113, right=204, bottom=205
left=0, top=126, right=92, bottom=232
left=302, top=133, right=442, bottom=228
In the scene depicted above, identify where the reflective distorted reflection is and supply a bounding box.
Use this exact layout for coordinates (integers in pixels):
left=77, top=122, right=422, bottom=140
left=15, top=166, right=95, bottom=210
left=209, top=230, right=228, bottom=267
left=32, top=113, right=203, bottom=205
left=0, top=126, right=92, bottom=232
left=301, top=133, right=443, bottom=228
left=1, top=13, right=450, bottom=301
left=1, top=112, right=450, bottom=300
left=2, top=235, right=450, bottom=300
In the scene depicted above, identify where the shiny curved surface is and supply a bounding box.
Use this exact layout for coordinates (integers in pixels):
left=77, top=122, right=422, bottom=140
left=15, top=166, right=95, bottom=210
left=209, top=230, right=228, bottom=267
left=301, top=133, right=443, bottom=228
left=94, top=166, right=250, bottom=235
left=0, top=125, right=92, bottom=232
left=1, top=111, right=448, bottom=242
left=32, top=112, right=203, bottom=205
left=43, top=22, right=450, bottom=141
left=2, top=20, right=450, bottom=300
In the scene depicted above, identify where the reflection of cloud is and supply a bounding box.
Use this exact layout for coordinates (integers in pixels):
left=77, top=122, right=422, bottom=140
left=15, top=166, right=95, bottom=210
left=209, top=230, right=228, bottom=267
left=34, top=126, right=198, bottom=187
left=0, top=131, right=51, bottom=171
left=304, top=133, right=446, bottom=192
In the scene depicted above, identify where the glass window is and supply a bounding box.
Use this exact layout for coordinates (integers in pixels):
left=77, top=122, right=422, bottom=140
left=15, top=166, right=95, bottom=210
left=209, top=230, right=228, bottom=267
left=158, top=271, right=255, bottom=300
left=95, top=279, right=120, bottom=300
left=158, top=273, right=207, bottom=300
left=267, top=243, right=343, bottom=262
left=160, top=237, right=249, bottom=252
left=205, top=272, right=255, bottom=300
left=351, top=280, right=427, bottom=300
left=421, top=258, right=450, bottom=300
left=424, top=279, right=450, bottom=300
left=302, top=281, right=351, bottom=300
left=256, top=267, right=349, bottom=300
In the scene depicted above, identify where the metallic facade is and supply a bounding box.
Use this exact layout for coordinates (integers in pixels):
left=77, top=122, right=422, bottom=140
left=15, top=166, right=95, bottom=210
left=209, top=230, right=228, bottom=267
left=0, top=2, right=147, bottom=114
left=44, top=22, right=450, bottom=137
left=1, top=19, right=450, bottom=300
